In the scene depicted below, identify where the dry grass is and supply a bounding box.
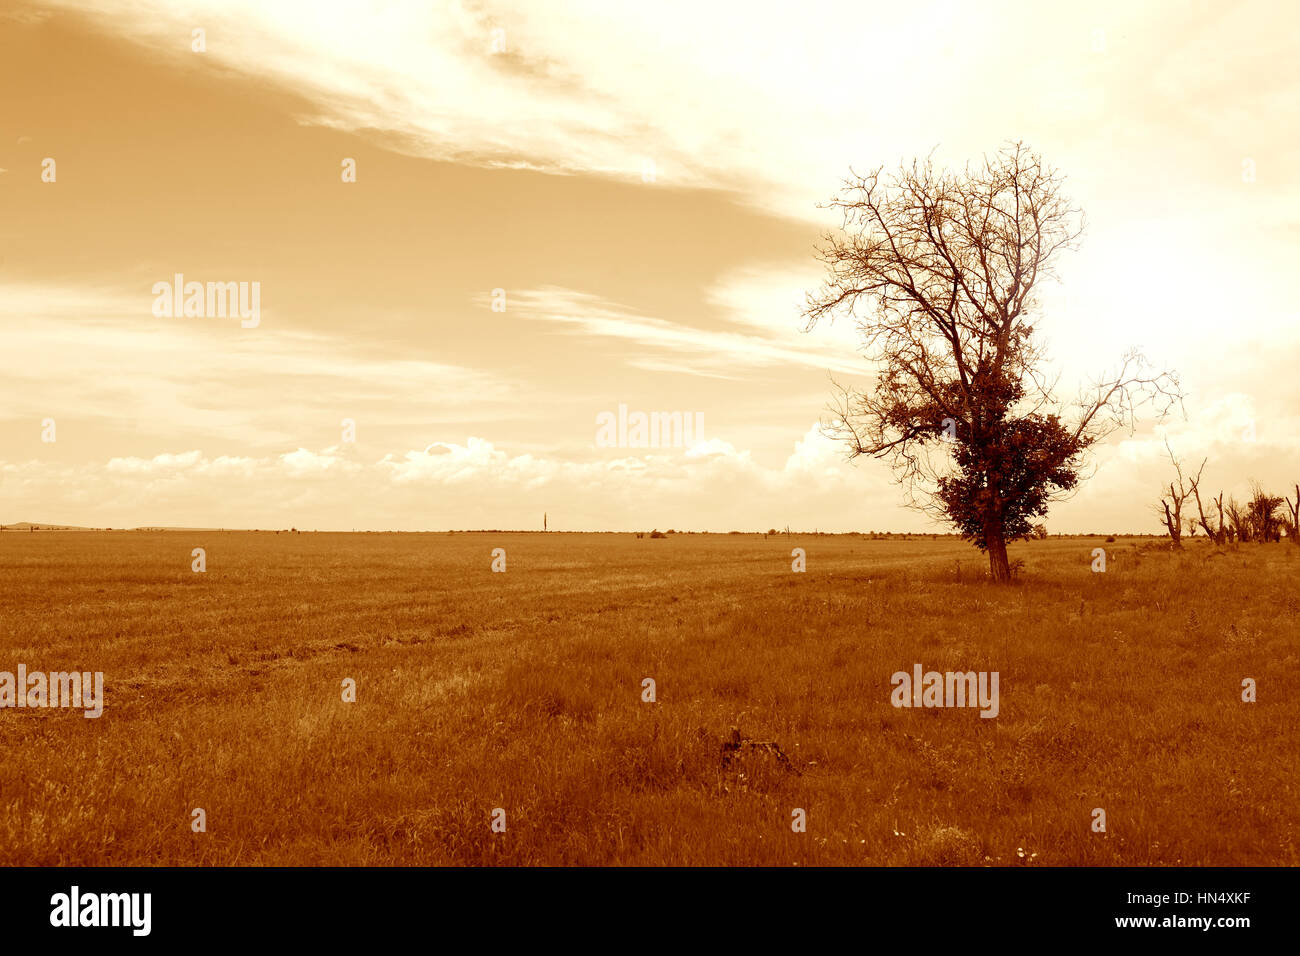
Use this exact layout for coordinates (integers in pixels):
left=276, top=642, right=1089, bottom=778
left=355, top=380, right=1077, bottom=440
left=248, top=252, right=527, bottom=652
left=0, top=530, right=1295, bottom=866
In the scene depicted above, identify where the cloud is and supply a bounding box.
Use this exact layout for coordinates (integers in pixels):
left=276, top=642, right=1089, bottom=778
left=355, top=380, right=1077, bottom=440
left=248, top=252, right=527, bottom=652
left=13, top=0, right=1300, bottom=535
left=36, top=0, right=1293, bottom=223
left=106, top=450, right=205, bottom=474
left=280, top=447, right=359, bottom=477
left=10, top=409, right=1300, bottom=532
left=0, top=281, right=517, bottom=448
left=506, top=285, right=868, bottom=376
left=2, top=425, right=894, bottom=531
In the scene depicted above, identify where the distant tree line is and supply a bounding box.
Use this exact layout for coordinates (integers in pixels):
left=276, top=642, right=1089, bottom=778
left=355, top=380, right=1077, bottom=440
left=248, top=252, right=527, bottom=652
left=1157, top=441, right=1297, bottom=546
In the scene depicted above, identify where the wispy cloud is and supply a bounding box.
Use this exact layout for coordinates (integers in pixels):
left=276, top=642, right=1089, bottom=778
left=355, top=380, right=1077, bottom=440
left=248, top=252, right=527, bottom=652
left=503, top=285, right=867, bottom=376
left=1, top=282, right=518, bottom=448
left=30, top=0, right=1300, bottom=223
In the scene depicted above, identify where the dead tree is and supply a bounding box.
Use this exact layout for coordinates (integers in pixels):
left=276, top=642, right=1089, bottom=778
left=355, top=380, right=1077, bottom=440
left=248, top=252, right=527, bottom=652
left=1226, top=497, right=1249, bottom=543
left=1193, top=481, right=1228, bottom=546
left=1157, top=438, right=1203, bottom=549
left=1285, top=485, right=1300, bottom=543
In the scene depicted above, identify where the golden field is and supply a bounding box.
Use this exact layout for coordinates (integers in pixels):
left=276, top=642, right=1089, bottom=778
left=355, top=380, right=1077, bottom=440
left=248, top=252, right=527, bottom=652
left=0, top=529, right=1295, bottom=866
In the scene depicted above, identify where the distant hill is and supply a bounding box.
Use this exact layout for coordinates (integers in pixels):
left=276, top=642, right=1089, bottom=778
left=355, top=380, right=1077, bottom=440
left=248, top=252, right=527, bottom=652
left=1, top=522, right=219, bottom=531
left=1, top=521, right=93, bottom=530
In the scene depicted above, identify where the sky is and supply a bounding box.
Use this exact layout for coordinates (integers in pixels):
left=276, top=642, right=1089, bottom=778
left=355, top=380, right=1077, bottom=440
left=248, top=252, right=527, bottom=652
left=1, top=0, right=1298, bottom=532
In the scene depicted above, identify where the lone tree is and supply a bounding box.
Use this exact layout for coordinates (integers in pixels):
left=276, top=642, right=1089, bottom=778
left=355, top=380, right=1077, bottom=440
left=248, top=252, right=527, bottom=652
left=804, top=143, right=1182, bottom=581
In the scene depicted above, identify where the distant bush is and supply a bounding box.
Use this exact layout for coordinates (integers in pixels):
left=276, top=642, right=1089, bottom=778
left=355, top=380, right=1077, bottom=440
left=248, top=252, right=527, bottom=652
left=1105, top=535, right=1116, bottom=542
left=649, top=529, right=666, bottom=539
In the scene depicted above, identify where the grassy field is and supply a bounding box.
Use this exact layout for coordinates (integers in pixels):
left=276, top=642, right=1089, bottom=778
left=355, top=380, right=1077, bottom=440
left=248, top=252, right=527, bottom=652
left=0, top=530, right=1295, bottom=866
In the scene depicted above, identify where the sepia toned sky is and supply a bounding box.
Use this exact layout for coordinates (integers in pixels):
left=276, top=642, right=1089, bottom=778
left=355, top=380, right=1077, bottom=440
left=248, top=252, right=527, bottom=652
left=2, top=0, right=1298, bottom=532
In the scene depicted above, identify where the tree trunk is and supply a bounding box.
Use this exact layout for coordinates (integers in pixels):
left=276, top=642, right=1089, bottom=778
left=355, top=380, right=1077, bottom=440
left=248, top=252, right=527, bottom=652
left=1291, top=485, right=1299, bottom=544
left=1162, top=499, right=1182, bottom=548
left=986, top=521, right=1011, bottom=582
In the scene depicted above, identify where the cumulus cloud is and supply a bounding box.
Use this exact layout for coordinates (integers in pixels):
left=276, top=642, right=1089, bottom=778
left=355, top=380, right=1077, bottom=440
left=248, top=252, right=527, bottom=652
left=2, top=425, right=906, bottom=531
left=9, top=408, right=1300, bottom=533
